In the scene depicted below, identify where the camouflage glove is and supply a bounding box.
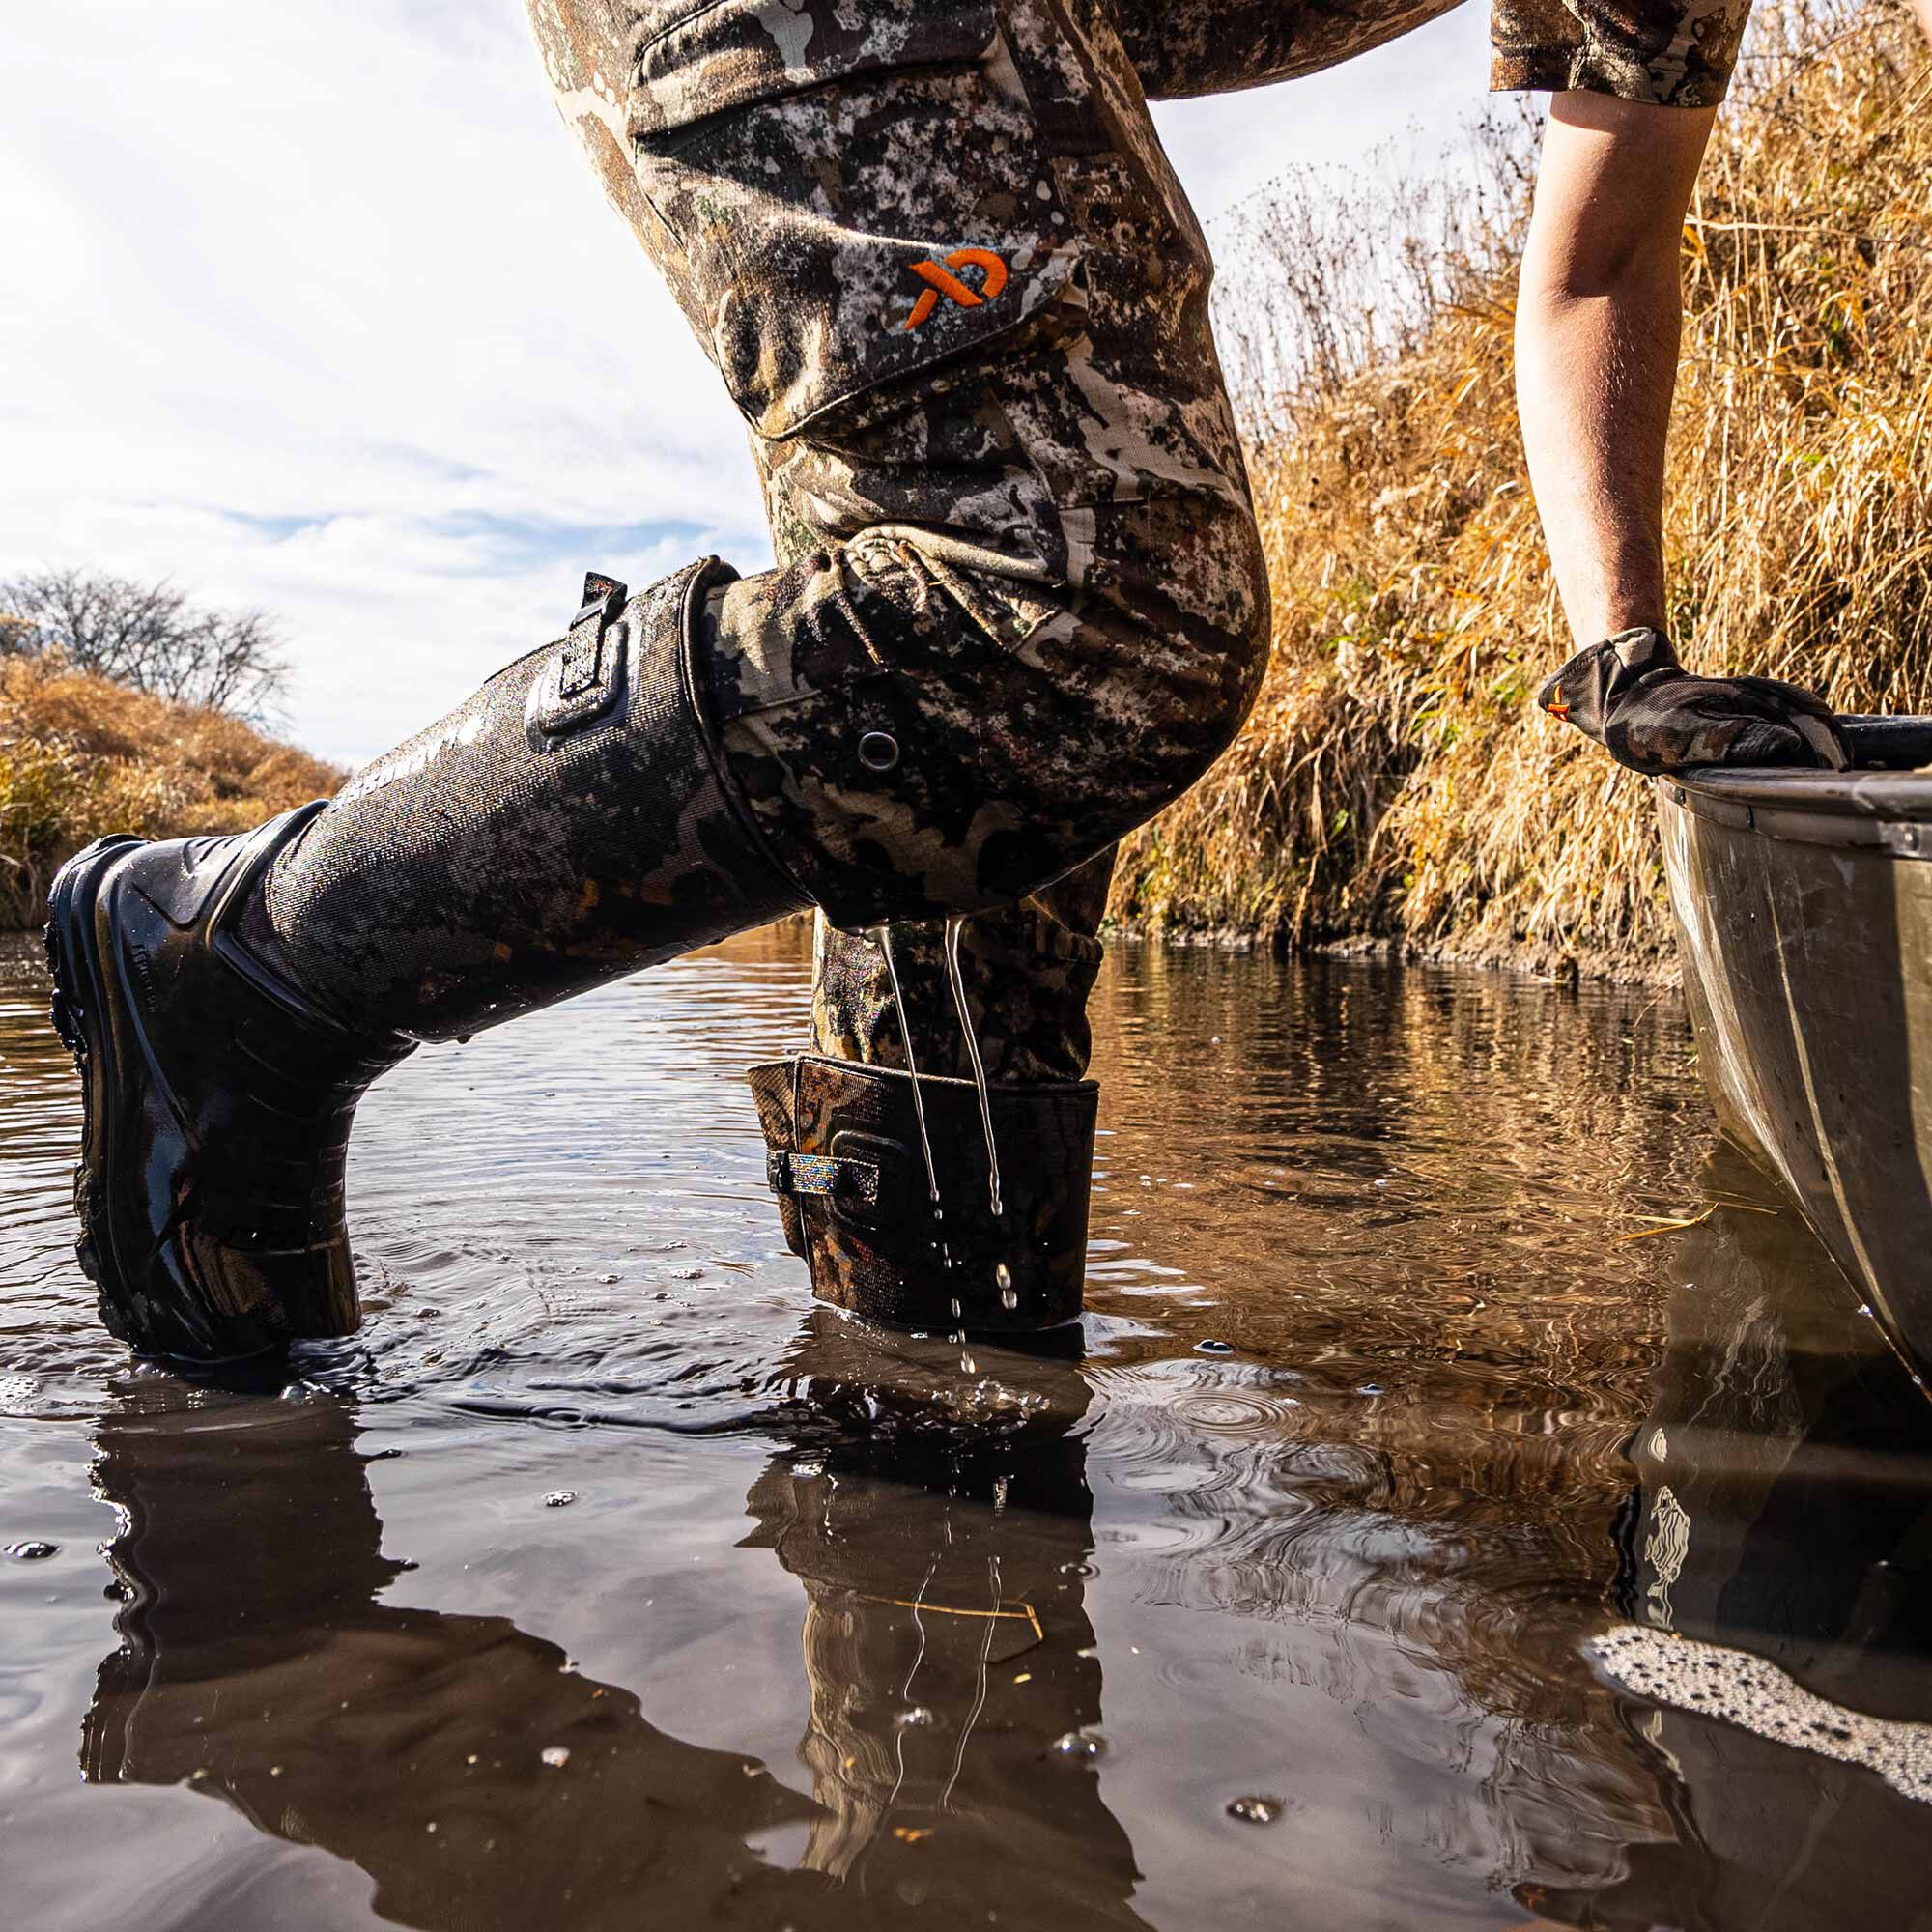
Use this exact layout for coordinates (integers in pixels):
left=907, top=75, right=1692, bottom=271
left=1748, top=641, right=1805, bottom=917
left=1538, top=628, right=1849, bottom=776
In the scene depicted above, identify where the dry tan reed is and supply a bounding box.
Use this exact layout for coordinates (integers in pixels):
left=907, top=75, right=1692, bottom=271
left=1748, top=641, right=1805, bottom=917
left=0, top=656, right=341, bottom=926
left=1113, top=0, right=1932, bottom=980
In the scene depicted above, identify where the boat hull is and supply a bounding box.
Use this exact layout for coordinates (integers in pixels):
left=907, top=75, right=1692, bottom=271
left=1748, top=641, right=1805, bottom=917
left=1656, top=766, right=1932, bottom=1369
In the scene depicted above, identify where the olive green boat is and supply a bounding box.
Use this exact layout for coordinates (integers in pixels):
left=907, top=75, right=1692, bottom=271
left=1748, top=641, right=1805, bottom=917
left=1656, top=718, right=1932, bottom=1373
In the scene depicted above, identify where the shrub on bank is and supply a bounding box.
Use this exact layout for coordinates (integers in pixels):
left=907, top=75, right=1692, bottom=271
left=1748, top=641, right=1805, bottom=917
left=1112, top=0, right=1932, bottom=979
left=0, top=656, right=341, bottom=928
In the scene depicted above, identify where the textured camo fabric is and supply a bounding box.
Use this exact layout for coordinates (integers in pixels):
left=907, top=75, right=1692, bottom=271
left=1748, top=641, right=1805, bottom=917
left=1108, top=0, right=1754, bottom=106
left=1112, top=0, right=1469, bottom=97
left=809, top=850, right=1117, bottom=1083
left=1539, top=629, right=1850, bottom=776
left=526, top=0, right=1270, bottom=946
left=1488, top=0, right=1753, bottom=105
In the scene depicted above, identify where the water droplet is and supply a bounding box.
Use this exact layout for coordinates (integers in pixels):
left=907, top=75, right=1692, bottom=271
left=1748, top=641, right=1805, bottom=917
left=959, top=1353, right=977, bottom=1375
left=1227, top=1795, right=1285, bottom=1826
left=1050, top=1729, right=1107, bottom=1761
left=1194, top=1339, right=1234, bottom=1356
left=540, top=1746, right=571, bottom=1769
left=5, top=1541, right=57, bottom=1561
left=542, top=1491, right=579, bottom=1509
left=950, top=1297, right=962, bottom=1320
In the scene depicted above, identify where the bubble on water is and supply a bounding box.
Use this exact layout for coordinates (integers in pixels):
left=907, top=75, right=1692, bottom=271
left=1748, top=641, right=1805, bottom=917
left=1050, top=1729, right=1107, bottom=1761
left=1356, top=1383, right=1385, bottom=1397
left=5, top=1541, right=58, bottom=1561
left=1194, top=1339, right=1234, bottom=1356
left=599, top=1273, right=620, bottom=1285
left=1226, top=1795, right=1285, bottom=1826
left=896, top=1706, right=939, bottom=1728
left=1058, top=1560, right=1097, bottom=1578
left=540, top=1747, right=571, bottom=1769
left=542, top=1491, right=580, bottom=1509
left=791, top=1456, right=827, bottom=1479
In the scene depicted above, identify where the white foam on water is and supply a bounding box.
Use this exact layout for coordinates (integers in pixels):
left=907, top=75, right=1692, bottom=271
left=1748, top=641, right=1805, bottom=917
left=1588, top=1624, right=1932, bottom=1804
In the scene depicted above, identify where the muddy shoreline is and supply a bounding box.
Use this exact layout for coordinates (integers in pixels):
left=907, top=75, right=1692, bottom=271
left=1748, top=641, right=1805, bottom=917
left=1105, top=918, right=1683, bottom=989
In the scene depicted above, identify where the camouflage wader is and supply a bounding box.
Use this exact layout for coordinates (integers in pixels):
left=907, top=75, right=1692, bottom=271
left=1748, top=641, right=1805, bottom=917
left=526, top=0, right=1272, bottom=1086
left=526, top=0, right=1754, bottom=1090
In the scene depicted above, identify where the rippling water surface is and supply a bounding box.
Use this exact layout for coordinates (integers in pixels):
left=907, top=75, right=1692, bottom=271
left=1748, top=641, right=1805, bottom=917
left=3, top=928, right=1928, bottom=1930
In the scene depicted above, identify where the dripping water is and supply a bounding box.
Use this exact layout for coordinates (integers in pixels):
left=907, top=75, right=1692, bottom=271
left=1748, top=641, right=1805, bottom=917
left=944, top=917, right=1005, bottom=1220
left=871, top=924, right=942, bottom=1213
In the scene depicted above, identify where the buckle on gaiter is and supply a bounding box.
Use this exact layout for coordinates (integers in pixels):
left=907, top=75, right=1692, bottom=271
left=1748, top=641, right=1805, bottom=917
left=526, top=572, right=630, bottom=749
left=766, top=1147, right=882, bottom=1212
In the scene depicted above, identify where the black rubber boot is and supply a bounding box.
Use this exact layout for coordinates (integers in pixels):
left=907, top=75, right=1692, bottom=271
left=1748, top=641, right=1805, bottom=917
left=46, top=561, right=808, bottom=1358
left=748, top=1055, right=1096, bottom=1333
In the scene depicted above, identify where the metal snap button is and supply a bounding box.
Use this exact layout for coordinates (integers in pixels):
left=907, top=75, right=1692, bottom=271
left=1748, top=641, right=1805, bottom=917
left=857, top=730, right=900, bottom=773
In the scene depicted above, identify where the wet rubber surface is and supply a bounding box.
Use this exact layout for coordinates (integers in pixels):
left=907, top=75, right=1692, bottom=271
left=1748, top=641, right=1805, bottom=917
left=2, top=925, right=1928, bottom=1929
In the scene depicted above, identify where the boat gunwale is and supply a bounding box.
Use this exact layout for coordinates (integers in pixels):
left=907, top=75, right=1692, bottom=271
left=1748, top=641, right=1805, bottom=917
left=1655, top=766, right=1932, bottom=856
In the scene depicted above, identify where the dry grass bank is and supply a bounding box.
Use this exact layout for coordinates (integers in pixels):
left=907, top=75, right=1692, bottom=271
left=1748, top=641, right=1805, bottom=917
left=1112, top=0, right=1932, bottom=980
left=0, top=656, right=341, bottom=927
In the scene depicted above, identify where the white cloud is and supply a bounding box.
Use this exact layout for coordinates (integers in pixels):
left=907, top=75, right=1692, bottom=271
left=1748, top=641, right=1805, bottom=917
left=1, top=0, right=1492, bottom=765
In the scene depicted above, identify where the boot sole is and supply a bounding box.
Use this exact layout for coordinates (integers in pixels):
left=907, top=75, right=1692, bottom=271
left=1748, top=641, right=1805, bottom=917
left=45, top=838, right=279, bottom=1362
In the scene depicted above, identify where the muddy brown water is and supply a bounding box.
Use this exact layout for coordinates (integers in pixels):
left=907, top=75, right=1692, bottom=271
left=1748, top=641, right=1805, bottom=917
left=3, top=926, right=1929, bottom=1930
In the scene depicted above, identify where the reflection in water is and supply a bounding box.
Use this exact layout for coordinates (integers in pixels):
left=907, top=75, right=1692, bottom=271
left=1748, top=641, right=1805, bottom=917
left=1530, top=1164, right=1932, bottom=1931
left=82, top=1317, right=1147, bottom=1929
left=1, top=936, right=1929, bottom=1928
left=84, top=1388, right=816, bottom=1928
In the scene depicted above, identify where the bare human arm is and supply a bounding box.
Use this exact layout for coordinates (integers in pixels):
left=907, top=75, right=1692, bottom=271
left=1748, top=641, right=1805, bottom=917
left=1519, top=90, right=1850, bottom=773
left=1514, top=89, right=1716, bottom=646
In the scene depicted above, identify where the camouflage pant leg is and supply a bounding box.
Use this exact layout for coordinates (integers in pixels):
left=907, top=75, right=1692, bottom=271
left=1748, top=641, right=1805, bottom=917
left=1110, top=0, right=1467, bottom=99
left=526, top=2, right=1269, bottom=1082
left=1108, top=0, right=1750, bottom=105
left=808, top=848, right=1117, bottom=1083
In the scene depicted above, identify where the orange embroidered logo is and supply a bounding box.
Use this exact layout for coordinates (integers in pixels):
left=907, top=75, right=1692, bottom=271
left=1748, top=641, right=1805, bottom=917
left=903, top=248, right=1009, bottom=330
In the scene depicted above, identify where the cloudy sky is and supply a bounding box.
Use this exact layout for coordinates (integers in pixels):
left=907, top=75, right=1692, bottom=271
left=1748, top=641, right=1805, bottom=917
left=3, top=0, right=1492, bottom=767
